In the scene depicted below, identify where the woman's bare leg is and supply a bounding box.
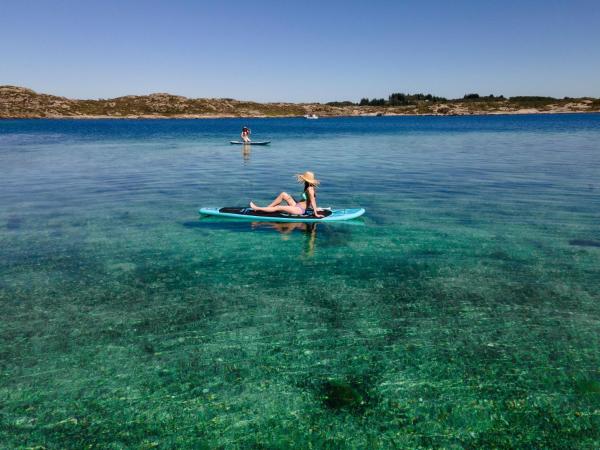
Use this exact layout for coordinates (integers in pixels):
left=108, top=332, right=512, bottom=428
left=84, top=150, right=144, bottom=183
left=267, top=192, right=296, bottom=207
left=266, top=192, right=286, bottom=207
left=249, top=202, right=302, bottom=215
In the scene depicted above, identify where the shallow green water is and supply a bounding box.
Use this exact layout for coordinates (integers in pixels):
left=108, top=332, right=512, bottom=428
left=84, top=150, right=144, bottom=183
left=1, top=116, right=599, bottom=448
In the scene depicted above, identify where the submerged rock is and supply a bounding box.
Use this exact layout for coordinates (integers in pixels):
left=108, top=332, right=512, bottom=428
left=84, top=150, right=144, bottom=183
left=321, top=379, right=366, bottom=410
left=575, top=379, right=600, bottom=395
left=569, top=239, right=600, bottom=248
left=6, top=216, right=22, bottom=230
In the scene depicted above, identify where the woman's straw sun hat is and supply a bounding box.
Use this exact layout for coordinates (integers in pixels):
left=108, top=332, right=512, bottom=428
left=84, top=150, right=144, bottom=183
left=296, top=171, right=320, bottom=186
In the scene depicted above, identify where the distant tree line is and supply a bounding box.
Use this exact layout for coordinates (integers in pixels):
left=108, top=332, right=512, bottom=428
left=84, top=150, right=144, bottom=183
left=359, top=98, right=385, bottom=106
left=325, top=101, right=356, bottom=107
left=461, top=93, right=505, bottom=101
left=355, top=92, right=505, bottom=106
left=325, top=92, right=574, bottom=107
left=357, top=93, right=448, bottom=106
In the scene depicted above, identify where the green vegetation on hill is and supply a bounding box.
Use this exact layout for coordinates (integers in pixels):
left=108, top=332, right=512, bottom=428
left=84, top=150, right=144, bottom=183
left=354, top=91, right=600, bottom=114
left=389, top=93, right=448, bottom=105
left=358, top=93, right=449, bottom=107
left=508, top=96, right=558, bottom=108
left=461, top=93, right=505, bottom=101
left=325, top=101, right=356, bottom=107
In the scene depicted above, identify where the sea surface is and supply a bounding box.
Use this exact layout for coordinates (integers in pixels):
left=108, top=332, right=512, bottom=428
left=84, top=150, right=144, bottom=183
left=1, top=115, right=599, bottom=448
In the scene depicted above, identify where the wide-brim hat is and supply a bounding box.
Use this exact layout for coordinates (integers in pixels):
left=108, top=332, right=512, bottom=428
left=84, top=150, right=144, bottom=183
left=296, top=171, right=320, bottom=186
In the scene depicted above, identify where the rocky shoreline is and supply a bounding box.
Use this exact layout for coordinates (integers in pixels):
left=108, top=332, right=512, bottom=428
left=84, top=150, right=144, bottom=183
left=1, top=85, right=598, bottom=119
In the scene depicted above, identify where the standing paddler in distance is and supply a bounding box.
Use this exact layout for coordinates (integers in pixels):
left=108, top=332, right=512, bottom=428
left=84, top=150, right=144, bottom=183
left=241, top=126, right=251, bottom=143
left=249, top=171, right=324, bottom=218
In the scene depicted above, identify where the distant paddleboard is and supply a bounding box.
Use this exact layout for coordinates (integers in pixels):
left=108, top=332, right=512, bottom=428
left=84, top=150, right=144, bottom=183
left=230, top=141, right=271, bottom=145
left=199, top=207, right=365, bottom=223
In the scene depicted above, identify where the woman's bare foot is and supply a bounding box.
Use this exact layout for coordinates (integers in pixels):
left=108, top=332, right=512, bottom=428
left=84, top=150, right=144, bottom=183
left=249, top=201, right=259, bottom=210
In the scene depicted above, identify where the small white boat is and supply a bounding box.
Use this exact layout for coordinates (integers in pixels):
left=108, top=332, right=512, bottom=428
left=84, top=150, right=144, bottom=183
left=304, top=114, right=319, bottom=119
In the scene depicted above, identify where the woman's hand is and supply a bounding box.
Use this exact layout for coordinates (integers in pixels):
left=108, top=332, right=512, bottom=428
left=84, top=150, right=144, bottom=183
left=314, top=210, right=324, bottom=218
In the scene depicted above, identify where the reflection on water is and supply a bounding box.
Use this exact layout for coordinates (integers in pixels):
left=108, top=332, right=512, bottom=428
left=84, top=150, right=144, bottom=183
left=185, top=218, right=351, bottom=258
left=242, top=142, right=251, bottom=162
left=251, top=222, right=318, bottom=257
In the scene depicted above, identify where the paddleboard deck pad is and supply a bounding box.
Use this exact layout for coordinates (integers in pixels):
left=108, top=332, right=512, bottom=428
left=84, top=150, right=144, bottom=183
left=230, top=141, right=271, bottom=145
left=199, top=207, right=365, bottom=223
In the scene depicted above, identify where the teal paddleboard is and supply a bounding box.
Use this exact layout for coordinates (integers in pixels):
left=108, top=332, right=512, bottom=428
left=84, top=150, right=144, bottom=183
left=230, top=141, right=271, bottom=145
left=199, top=207, right=365, bottom=223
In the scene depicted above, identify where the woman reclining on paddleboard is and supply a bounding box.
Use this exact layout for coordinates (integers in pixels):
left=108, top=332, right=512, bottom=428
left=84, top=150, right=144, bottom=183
left=250, top=171, right=324, bottom=218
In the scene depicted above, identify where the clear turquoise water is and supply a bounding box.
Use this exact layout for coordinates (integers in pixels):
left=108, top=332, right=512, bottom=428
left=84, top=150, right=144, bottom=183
left=1, top=115, right=599, bottom=448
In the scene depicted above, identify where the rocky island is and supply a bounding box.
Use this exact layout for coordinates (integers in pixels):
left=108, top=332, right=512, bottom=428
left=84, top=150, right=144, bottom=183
left=1, top=85, right=598, bottom=119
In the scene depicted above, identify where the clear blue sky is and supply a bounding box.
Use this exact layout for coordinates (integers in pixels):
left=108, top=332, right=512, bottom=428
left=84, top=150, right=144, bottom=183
left=1, top=0, right=599, bottom=102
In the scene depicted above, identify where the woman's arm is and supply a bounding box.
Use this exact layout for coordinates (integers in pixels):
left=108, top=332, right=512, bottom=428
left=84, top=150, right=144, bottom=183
left=308, top=187, right=323, bottom=218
